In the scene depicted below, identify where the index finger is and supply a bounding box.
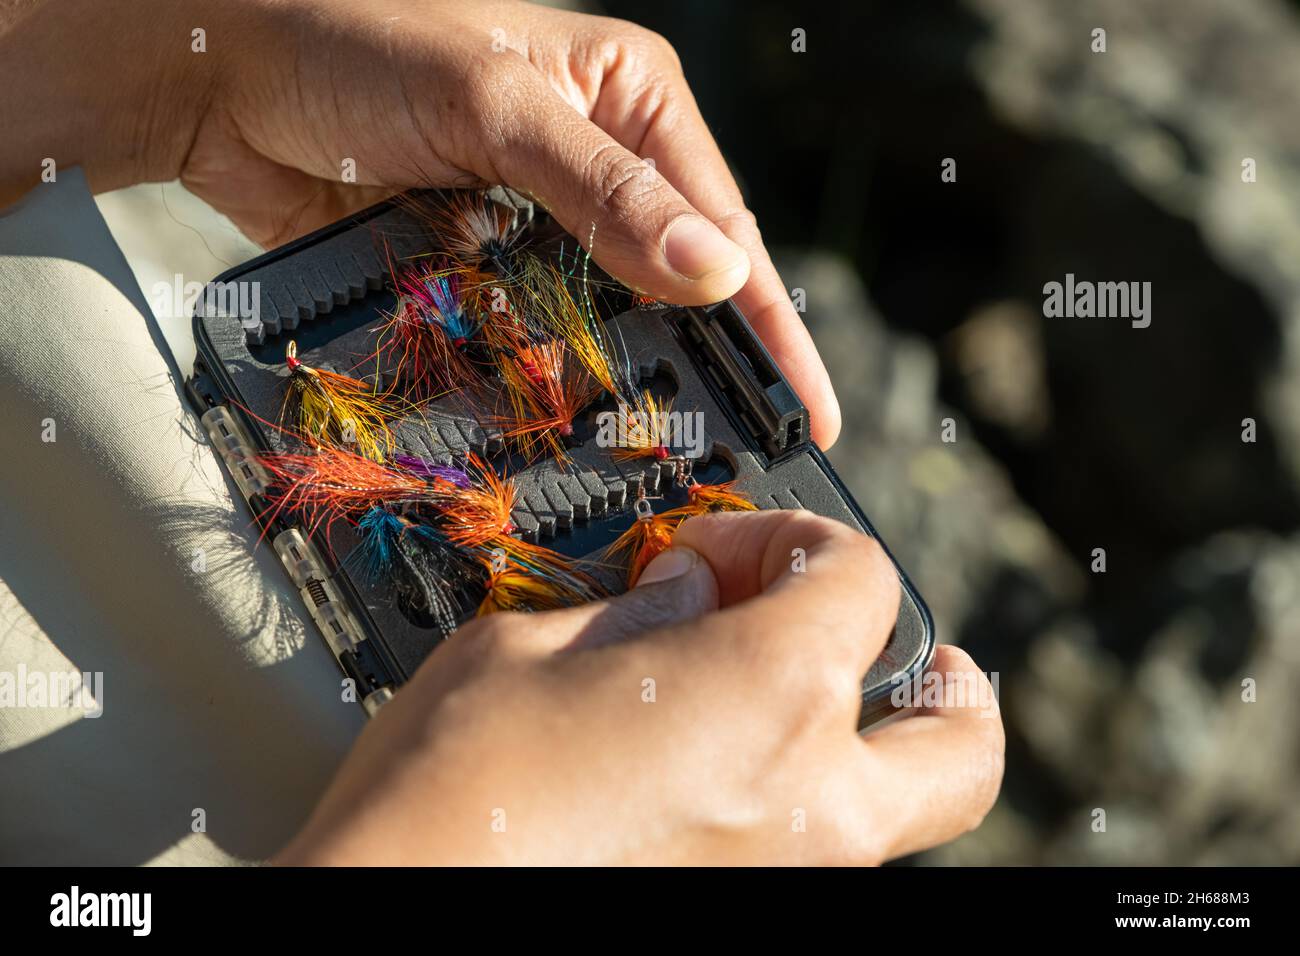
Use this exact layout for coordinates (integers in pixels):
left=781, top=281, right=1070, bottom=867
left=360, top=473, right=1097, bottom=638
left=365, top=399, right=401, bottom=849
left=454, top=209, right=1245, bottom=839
left=586, top=29, right=843, bottom=447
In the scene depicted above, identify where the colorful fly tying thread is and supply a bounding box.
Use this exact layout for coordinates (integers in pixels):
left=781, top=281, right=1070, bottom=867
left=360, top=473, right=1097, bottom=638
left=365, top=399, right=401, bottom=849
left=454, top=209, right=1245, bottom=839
left=281, top=339, right=397, bottom=462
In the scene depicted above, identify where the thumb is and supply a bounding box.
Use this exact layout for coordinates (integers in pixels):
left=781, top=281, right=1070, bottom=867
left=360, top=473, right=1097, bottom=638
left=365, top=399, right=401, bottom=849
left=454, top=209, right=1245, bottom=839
left=476, top=59, right=750, bottom=304
left=528, top=547, right=718, bottom=652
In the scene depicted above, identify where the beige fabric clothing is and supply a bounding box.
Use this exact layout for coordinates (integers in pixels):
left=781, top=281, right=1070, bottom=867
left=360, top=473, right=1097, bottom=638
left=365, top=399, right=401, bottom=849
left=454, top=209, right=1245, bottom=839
left=0, top=170, right=365, bottom=865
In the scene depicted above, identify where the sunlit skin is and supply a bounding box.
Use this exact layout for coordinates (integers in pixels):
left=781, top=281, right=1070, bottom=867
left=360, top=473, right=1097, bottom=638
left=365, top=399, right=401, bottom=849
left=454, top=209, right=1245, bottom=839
left=278, top=509, right=1004, bottom=865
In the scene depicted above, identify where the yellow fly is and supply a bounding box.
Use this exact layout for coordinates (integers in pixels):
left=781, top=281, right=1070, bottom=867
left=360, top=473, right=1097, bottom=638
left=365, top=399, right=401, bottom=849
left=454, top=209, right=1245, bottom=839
left=281, top=339, right=399, bottom=462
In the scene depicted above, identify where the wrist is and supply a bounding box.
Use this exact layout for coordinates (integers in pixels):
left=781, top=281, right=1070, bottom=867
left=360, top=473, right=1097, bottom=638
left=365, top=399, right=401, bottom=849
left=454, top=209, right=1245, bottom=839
left=0, top=0, right=220, bottom=205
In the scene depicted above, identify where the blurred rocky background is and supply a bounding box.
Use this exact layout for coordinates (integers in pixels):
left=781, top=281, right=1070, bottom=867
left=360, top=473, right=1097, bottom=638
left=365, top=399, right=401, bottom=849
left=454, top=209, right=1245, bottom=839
left=97, top=0, right=1300, bottom=864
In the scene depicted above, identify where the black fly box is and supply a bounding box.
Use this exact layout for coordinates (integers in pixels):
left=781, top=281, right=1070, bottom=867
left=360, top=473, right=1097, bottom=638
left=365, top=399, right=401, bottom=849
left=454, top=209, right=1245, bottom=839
left=185, top=190, right=934, bottom=725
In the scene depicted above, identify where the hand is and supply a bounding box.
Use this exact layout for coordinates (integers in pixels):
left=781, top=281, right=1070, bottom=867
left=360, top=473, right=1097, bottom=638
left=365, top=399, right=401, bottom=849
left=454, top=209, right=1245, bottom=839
left=1, top=0, right=841, bottom=445
left=275, top=510, right=1004, bottom=866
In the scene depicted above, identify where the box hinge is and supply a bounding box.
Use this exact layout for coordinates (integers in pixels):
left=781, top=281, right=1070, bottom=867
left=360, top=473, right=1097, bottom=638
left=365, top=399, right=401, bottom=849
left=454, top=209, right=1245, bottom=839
left=273, top=528, right=396, bottom=713
left=199, top=405, right=272, bottom=500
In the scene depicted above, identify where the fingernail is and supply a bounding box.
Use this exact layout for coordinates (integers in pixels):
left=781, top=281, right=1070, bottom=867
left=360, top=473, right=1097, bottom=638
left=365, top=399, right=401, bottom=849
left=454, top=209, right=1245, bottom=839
left=663, top=216, right=746, bottom=280
left=635, top=547, right=699, bottom=587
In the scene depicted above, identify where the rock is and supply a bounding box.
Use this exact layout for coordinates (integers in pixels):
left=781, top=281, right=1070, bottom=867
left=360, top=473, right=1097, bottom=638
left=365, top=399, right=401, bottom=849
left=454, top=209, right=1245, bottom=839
left=776, top=249, right=1084, bottom=654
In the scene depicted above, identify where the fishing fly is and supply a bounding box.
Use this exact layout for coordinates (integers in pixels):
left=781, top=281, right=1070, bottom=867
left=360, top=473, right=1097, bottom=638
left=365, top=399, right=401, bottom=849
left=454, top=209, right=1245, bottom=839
left=350, top=507, right=481, bottom=636
left=258, top=447, right=451, bottom=537
left=381, top=254, right=493, bottom=395
left=280, top=340, right=398, bottom=462
left=607, top=475, right=756, bottom=587
left=407, top=190, right=525, bottom=279
left=475, top=537, right=607, bottom=616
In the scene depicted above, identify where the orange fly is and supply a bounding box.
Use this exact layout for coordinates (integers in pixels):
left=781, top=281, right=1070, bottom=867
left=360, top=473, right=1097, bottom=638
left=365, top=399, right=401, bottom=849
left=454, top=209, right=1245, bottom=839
left=607, top=483, right=756, bottom=586
left=435, top=453, right=519, bottom=547
left=475, top=538, right=607, bottom=615
left=258, top=447, right=449, bottom=537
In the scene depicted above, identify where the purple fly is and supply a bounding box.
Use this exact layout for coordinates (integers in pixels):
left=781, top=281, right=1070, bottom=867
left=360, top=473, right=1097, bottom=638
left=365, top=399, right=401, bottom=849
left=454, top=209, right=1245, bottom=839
left=396, top=455, right=471, bottom=489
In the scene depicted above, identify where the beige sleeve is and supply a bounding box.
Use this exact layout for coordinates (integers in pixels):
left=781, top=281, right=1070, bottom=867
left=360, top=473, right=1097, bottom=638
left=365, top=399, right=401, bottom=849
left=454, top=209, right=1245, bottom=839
left=0, top=169, right=365, bottom=865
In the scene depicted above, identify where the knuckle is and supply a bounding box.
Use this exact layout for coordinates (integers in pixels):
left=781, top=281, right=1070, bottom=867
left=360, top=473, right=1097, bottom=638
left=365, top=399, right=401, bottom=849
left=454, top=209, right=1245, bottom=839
left=610, top=21, right=682, bottom=70
left=639, top=28, right=682, bottom=70
left=786, top=651, right=863, bottom=719
left=818, top=657, right=869, bottom=709
left=703, top=207, right=765, bottom=260
left=455, top=612, right=529, bottom=654
left=712, top=206, right=761, bottom=239
left=830, top=818, right=887, bottom=867
left=814, top=766, right=889, bottom=866
left=583, top=144, right=665, bottom=222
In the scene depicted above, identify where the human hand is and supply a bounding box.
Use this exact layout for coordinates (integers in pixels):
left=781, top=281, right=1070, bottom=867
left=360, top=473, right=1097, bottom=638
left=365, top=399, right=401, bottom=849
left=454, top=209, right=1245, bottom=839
left=1, top=0, right=840, bottom=444
left=275, top=510, right=1004, bottom=866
